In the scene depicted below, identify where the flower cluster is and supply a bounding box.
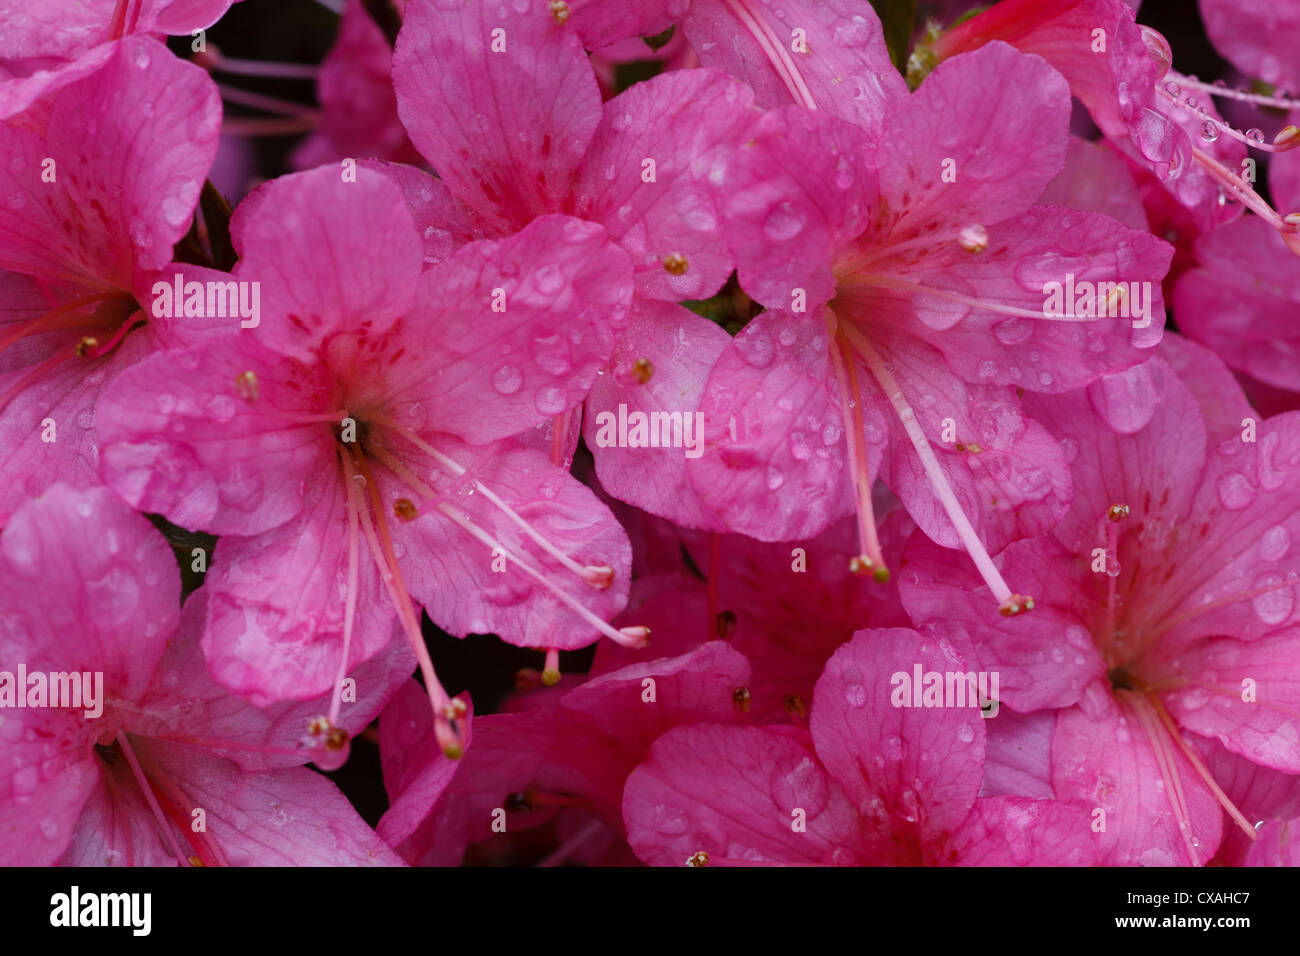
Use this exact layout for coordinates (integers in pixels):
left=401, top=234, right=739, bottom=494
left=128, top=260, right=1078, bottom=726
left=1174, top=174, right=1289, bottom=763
left=2, top=0, right=1299, bottom=868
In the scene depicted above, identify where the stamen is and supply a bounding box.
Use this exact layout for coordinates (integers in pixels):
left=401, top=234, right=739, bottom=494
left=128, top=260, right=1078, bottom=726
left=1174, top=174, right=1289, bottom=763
left=221, top=117, right=318, bottom=137
left=216, top=83, right=321, bottom=121
left=783, top=694, right=807, bottom=720
left=549, top=0, right=570, bottom=24
left=844, top=273, right=1081, bottom=322
left=719, top=0, right=817, bottom=109
left=195, top=45, right=320, bottom=80
left=327, top=444, right=363, bottom=728
left=432, top=496, right=649, bottom=648
left=1156, top=85, right=1292, bottom=154
left=1177, top=74, right=1300, bottom=112
left=74, top=336, right=99, bottom=357
left=0, top=291, right=131, bottom=355
left=114, top=732, right=190, bottom=866
left=1132, top=696, right=1201, bottom=865
left=824, top=312, right=888, bottom=578
left=541, top=648, right=561, bottom=686
left=134, top=745, right=230, bottom=867
left=732, top=686, right=751, bottom=711
left=235, top=370, right=259, bottom=402
left=839, top=322, right=1026, bottom=611
left=368, top=415, right=615, bottom=589
left=632, top=357, right=654, bottom=384
left=662, top=253, right=689, bottom=275
left=0, top=350, right=74, bottom=415
left=686, top=850, right=710, bottom=867
left=344, top=447, right=463, bottom=757
left=82, top=314, right=144, bottom=358
left=1147, top=691, right=1258, bottom=841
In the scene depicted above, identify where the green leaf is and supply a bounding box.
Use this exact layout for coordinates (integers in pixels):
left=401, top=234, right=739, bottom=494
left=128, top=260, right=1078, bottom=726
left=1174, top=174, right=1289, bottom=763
left=870, top=0, right=916, bottom=73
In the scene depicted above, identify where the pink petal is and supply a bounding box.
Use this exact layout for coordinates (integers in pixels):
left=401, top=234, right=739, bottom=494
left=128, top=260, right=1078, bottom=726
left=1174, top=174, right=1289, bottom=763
left=723, top=107, right=878, bottom=310
left=1051, top=686, right=1224, bottom=866
left=1154, top=631, right=1300, bottom=774
left=1174, top=215, right=1300, bottom=392
left=810, top=628, right=986, bottom=862
left=393, top=0, right=600, bottom=232
left=0, top=37, right=219, bottom=285
left=900, top=533, right=1104, bottom=713
left=624, top=723, right=864, bottom=866
left=97, top=343, right=336, bottom=537
left=949, top=796, right=1099, bottom=865
left=576, top=68, right=757, bottom=301
left=389, top=440, right=632, bottom=650
left=687, top=308, right=863, bottom=541
left=228, top=166, right=423, bottom=362
left=0, top=484, right=179, bottom=699
left=584, top=299, right=730, bottom=529
left=201, top=472, right=398, bottom=705
left=870, top=329, right=1071, bottom=553
left=412, top=215, right=632, bottom=444
left=682, top=0, right=905, bottom=134
left=876, top=42, right=1069, bottom=235
left=1040, top=136, right=1149, bottom=230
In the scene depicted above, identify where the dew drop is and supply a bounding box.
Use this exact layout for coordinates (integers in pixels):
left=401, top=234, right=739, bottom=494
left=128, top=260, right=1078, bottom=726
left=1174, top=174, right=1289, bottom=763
left=492, top=364, right=523, bottom=396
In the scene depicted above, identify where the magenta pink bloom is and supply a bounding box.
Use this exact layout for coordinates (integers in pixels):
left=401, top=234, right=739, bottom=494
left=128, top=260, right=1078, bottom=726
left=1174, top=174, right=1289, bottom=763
left=623, top=628, right=1098, bottom=866
left=0, top=484, right=408, bottom=866
left=392, top=0, right=758, bottom=526
left=901, top=337, right=1300, bottom=865
left=691, top=40, right=1170, bottom=616
left=377, top=642, right=750, bottom=865
left=291, top=0, right=421, bottom=170
left=0, top=0, right=238, bottom=66
left=1175, top=154, right=1300, bottom=394
left=0, top=37, right=220, bottom=523
left=1199, top=0, right=1300, bottom=95
left=930, top=0, right=1300, bottom=252
left=97, top=165, right=640, bottom=755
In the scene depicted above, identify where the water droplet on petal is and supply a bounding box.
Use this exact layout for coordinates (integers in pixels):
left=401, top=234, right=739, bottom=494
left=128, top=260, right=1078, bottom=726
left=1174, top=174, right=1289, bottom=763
left=492, top=364, right=523, bottom=395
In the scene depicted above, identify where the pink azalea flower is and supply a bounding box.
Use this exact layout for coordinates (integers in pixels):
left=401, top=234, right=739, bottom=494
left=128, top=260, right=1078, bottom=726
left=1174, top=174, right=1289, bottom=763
left=1199, top=0, right=1300, bottom=95
left=290, top=0, right=421, bottom=170
left=377, top=642, right=750, bottom=865
left=900, top=336, right=1300, bottom=865
left=1175, top=150, right=1300, bottom=394
left=691, top=40, right=1170, bottom=615
left=623, top=628, right=1098, bottom=865
left=0, top=0, right=238, bottom=65
left=392, top=0, right=758, bottom=526
left=98, top=165, right=641, bottom=755
left=0, top=484, right=408, bottom=866
left=928, top=0, right=1300, bottom=253
left=0, top=36, right=220, bottom=523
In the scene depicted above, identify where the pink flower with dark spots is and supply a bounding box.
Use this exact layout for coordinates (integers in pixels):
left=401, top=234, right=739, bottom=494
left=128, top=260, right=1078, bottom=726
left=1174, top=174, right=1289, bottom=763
left=692, top=41, right=1170, bottom=615
left=901, top=337, right=1300, bottom=865
left=393, top=0, right=759, bottom=527
left=97, top=165, right=642, bottom=755
left=0, top=36, right=220, bottom=523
